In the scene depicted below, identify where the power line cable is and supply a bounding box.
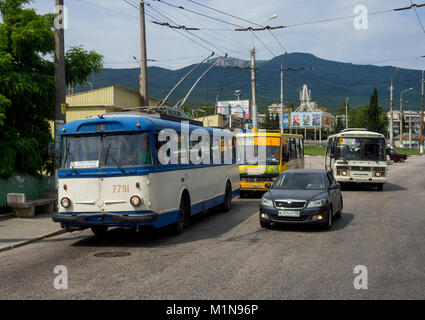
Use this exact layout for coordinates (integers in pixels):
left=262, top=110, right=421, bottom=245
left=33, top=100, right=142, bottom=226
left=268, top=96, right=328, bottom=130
left=142, top=2, right=229, bottom=55
left=152, top=0, right=277, bottom=57
left=71, top=0, right=138, bottom=18
left=408, top=0, right=425, bottom=36
left=145, top=3, right=249, bottom=56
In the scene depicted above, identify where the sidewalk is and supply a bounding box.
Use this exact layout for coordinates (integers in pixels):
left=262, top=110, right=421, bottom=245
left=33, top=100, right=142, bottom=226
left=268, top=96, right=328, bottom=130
left=0, top=212, right=64, bottom=252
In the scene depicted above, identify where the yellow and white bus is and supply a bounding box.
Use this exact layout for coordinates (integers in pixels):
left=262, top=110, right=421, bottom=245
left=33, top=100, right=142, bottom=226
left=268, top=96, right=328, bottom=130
left=236, top=131, right=304, bottom=196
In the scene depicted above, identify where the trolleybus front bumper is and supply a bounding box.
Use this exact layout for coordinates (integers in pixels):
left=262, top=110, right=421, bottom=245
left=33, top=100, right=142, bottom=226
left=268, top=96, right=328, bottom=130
left=52, top=212, right=159, bottom=228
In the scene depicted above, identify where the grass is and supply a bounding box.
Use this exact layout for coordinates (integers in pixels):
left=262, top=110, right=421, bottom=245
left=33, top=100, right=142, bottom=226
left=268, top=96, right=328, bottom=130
left=304, top=146, right=326, bottom=156
left=394, top=148, right=423, bottom=156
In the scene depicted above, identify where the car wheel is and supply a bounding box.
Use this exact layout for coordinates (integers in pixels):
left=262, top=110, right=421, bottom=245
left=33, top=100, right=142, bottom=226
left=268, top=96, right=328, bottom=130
left=335, top=197, right=342, bottom=219
left=91, top=225, right=108, bottom=237
left=260, top=217, right=271, bottom=229
left=323, top=207, right=333, bottom=230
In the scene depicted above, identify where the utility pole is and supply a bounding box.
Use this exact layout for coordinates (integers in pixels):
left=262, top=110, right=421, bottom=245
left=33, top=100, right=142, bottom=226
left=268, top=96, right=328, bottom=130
left=345, top=97, right=349, bottom=129
left=280, top=64, right=284, bottom=134
left=389, top=67, right=400, bottom=148
left=250, top=46, right=258, bottom=130
left=400, top=88, right=413, bottom=147
left=139, top=1, right=149, bottom=106
left=54, top=0, right=66, bottom=172
left=400, top=95, right=403, bottom=147
left=420, top=70, right=424, bottom=154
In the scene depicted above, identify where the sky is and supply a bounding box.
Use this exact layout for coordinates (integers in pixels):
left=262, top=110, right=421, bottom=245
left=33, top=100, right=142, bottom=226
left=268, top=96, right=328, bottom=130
left=28, top=0, right=425, bottom=71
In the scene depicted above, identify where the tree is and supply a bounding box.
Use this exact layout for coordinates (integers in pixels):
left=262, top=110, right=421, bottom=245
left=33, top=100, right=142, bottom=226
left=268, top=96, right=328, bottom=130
left=367, top=88, right=379, bottom=132
left=334, top=115, right=344, bottom=134
left=65, top=45, right=103, bottom=93
left=0, top=0, right=103, bottom=177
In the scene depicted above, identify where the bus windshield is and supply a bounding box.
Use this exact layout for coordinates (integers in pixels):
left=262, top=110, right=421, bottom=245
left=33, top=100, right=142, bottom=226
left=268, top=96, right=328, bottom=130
left=61, top=132, right=152, bottom=169
left=334, top=137, right=386, bottom=161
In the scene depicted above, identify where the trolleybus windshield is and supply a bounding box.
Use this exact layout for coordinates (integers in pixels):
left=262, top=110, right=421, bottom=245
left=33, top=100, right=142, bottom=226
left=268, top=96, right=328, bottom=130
left=61, top=132, right=152, bottom=169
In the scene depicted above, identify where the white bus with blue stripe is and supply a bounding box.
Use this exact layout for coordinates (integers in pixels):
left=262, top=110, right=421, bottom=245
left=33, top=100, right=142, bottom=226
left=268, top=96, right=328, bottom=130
left=53, top=112, right=240, bottom=236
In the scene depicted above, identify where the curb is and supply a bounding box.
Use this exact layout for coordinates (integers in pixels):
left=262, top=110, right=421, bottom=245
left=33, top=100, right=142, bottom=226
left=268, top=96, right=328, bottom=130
left=0, top=229, right=66, bottom=253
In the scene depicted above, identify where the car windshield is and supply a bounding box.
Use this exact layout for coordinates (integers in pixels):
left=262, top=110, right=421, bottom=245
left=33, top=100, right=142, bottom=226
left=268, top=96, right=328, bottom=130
left=334, top=137, right=386, bottom=161
left=273, top=172, right=326, bottom=190
left=61, top=132, right=152, bottom=169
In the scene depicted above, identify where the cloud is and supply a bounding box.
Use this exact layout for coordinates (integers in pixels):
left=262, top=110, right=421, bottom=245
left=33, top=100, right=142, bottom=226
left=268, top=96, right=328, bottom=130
left=29, top=0, right=425, bottom=70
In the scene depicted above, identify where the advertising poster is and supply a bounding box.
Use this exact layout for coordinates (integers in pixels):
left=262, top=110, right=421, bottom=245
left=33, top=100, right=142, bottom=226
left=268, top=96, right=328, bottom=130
left=217, top=100, right=250, bottom=119
left=283, top=113, right=289, bottom=128
left=291, top=112, right=322, bottom=127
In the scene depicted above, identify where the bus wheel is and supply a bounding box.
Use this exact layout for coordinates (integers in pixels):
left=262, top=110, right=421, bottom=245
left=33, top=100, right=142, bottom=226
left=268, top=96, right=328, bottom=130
left=91, top=226, right=108, bottom=237
left=220, top=182, right=232, bottom=213
left=172, top=197, right=188, bottom=235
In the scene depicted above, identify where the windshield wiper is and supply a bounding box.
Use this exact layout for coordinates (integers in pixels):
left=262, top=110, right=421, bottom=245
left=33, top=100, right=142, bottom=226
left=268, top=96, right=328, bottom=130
left=104, top=143, right=127, bottom=174
left=64, top=143, right=79, bottom=175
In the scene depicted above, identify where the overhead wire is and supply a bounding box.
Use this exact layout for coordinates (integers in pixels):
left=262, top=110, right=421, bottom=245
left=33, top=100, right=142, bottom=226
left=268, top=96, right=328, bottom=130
left=152, top=0, right=277, bottom=57
left=145, top=2, right=249, bottom=57
left=408, top=0, right=425, bottom=37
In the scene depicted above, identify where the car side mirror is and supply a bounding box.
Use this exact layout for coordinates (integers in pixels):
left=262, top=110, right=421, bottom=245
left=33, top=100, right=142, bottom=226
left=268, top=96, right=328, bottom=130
left=265, top=182, right=272, bottom=189
left=330, top=183, right=339, bottom=190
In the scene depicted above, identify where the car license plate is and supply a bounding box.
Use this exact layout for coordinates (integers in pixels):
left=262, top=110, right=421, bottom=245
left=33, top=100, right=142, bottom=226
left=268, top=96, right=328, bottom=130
left=249, top=184, right=263, bottom=189
left=278, top=210, right=300, bottom=217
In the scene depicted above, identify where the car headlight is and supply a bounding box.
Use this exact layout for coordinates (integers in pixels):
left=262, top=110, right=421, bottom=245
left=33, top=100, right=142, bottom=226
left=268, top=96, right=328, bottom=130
left=130, top=195, right=142, bottom=207
left=307, top=198, right=327, bottom=208
left=261, top=197, right=274, bottom=207
left=60, top=197, right=71, bottom=208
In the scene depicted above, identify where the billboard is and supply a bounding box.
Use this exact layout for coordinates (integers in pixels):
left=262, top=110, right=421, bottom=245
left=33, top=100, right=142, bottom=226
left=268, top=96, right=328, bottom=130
left=283, top=113, right=289, bottom=128
left=322, top=112, right=332, bottom=128
left=291, top=112, right=322, bottom=128
left=217, top=100, right=250, bottom=119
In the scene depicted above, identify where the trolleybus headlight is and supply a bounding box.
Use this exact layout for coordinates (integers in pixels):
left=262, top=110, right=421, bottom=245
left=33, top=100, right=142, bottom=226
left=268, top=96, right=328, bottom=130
left=130, top=195, right=141, bottom=207
left=60, top=197, right=71, bottom=208
left=342, top=171, right=347, bottom=176
left=375, top=172, right=381, bottom=177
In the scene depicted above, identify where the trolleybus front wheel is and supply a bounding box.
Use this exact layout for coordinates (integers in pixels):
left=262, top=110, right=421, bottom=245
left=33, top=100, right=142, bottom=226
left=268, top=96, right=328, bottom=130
left=91, top=225, right=108, bottom=237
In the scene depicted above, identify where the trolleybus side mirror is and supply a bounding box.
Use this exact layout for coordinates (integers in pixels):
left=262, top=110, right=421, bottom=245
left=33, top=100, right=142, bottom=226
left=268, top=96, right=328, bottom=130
left=265, top=183, right=272, bottom=188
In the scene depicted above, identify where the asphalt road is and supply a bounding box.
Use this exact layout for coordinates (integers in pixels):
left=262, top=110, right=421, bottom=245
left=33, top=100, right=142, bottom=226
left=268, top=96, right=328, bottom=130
left=0, top=156, right=424, bottom=299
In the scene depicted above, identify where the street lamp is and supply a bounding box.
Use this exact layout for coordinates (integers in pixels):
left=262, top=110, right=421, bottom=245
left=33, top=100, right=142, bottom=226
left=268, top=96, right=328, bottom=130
left=399, top=87, right=413, bottom=147
left=389, top=66, right=400, bottom=148
left=345, top=97, right=349, bottom=129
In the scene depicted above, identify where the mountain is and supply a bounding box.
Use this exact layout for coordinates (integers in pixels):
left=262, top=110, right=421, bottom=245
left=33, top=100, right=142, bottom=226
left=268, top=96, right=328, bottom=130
left=83, top=53, right=424, bottom=113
